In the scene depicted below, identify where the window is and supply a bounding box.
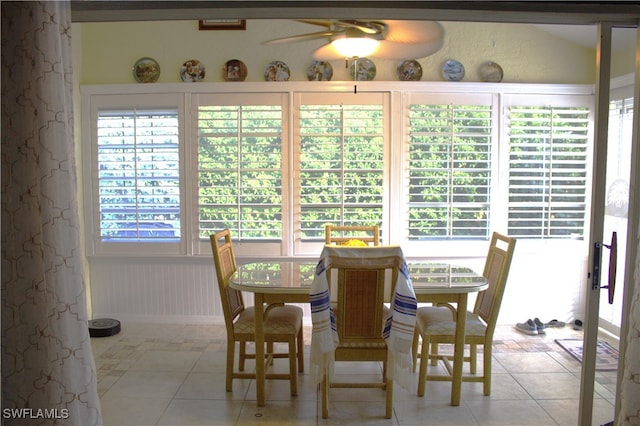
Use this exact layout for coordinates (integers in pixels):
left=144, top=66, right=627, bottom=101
left=507, top=103, right=591, bottom=238
left=197, top=96, right=283, bottom=241
left=295, top=93, right=386, bottom=242
left=407, top=98, right=493, bottom=240
left=83, top=85, right=593, bottom=258
left=96, top=108, right=180, bottom=243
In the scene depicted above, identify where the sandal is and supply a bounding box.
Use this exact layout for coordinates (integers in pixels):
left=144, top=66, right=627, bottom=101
left=545, top=319, right=566, bottom=327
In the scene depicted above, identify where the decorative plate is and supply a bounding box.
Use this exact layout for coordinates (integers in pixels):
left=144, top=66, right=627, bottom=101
left=306, top=61, right=333, bottom=81
left=442, top=59, right=465, bottom=81
left=223, top=59, right=247, bottom=81
left=180, top=59, right=205, bottom=82
left=264, top=61, right=290, bottom=81
left=133, top=57, right=160, bottom=83
left=397, top=60, right=423, bottom=81
left=479, top=61, right=503, bottom=82
left=349, top=58, right=376, bottom=81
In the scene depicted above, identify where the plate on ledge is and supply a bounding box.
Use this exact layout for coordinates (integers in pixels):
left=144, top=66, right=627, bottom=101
left=442, top=59, right=465, bottom=81
left=479, top=61, right=503, bottom=82
left=223, top=59, right=247, bottom=81
left=397, top=60, right=422, bottom=81
left=306, top=61, right=333, bottom=81
left=349, top=58, right=376, bottom=81
left=264, top=61, right=290, bottom=81
left=180, top=59, right=205, bottom=82
left=133, top=57, right=160, bottom=83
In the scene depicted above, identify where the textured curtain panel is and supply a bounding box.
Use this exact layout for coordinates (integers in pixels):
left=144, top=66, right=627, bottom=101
left=1, top=2, right=101, bottom=425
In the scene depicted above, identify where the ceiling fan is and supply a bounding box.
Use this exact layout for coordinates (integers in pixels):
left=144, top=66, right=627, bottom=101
left=264, top=20, right=445, bottom=60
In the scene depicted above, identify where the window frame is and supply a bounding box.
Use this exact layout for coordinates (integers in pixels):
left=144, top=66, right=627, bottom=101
left=81, top=82, right=594, bottom=260
left=83, top=92, right=186, bottom=256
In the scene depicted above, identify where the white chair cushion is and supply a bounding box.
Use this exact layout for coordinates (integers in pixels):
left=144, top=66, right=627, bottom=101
left=234, top=305, right=302, bottom=335
left=416, top=306, right=487, bottom=337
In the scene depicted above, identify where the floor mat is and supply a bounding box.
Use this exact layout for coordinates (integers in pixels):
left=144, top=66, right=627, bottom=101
left=555, top=339, right=619, bottom=371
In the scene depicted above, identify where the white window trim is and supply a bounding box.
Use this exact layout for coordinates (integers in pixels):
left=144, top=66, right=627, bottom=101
left=81, top=82, right=594, bottom=260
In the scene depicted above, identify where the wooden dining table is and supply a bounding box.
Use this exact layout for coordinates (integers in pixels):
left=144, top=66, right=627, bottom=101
left=229, top=261, right=488, bottom=407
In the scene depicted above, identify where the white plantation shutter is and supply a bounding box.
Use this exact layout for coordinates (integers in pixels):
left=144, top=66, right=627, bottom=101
left=407, top=99, right=493, bottom=240
left=296, top=93, right=386, bottom=241
left=97, top=109, right=180, bottom=242
left=507, top=105, right=590, bottom=238
left=197, top=97, right=283, bottom=240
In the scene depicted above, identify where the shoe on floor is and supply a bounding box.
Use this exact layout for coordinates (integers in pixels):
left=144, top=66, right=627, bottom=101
left=533, top=317, right=546, bottom=334
left=515, top=319, right=538, bottom=335
left=573, top=319, right=583, bottom=331
left=545, top=319, right=566, bottom=328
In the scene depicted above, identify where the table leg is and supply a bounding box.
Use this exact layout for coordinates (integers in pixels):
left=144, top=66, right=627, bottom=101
left=451, top=293, right=468, bottom=406
left=254, top=293, right=266, bottom=406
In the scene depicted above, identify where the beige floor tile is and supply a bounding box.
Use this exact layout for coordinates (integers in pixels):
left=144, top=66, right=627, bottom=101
left=237, top=399, right=318, bottom=425
left=466, top=399, right=556, bottom=425
left=157, top=399, right=244, bottom=426
left=93, top=323, right=619, bottom=426
left=130, top=349, right=201, bottom=372
left=100, top=394, right=171, bottom=426
left=395, top=399, right=479, bottom=425
left=105, top=370, right=187, bottom=399
left=536, top=397, right=614, bottom=426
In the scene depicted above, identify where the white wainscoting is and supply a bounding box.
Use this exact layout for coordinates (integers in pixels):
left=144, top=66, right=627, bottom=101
left=88, top=249, right=588, bottom=327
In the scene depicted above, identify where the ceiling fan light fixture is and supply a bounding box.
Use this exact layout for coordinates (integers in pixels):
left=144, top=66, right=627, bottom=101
left=331, top=37, right=379, bottom=58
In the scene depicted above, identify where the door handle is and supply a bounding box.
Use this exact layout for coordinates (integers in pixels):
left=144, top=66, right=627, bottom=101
left=592, top=232, right=617, bottom=304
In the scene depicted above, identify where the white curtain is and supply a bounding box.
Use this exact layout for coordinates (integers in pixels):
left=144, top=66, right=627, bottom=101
left=1, top=2, right=102, bottom=425
left=618, top=198, right=640, bottom=422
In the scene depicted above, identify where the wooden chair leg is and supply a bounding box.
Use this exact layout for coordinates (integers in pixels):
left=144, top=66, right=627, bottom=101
left=267, top=342, right=274, bottom=366
left=226, top=339, right=235, bottom=392
left=297, top=326, right=304, bottom=372
left=239, top=341, right=246, bottom=371
left=385, top=379, right=394, bottom=419
left=411, top=328, right=420, bottom=372
left=470, top=344, right=477, bottom=374
left=430, top=342, right=439, bottom=366
left=417, top=336, right=429, bottom=397
left=288, top=337, right=298, bottom=396
left=483, top=342, right=492, bottom=395
left=321, top=374, right=329, bottom=418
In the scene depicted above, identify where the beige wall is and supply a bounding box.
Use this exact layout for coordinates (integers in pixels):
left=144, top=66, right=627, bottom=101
left=76, top=20, right=598, bottom=84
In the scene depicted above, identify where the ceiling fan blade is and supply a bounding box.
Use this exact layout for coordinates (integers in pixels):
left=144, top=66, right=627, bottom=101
left=312, top=20, right=444, bottom=60
left=335, top=20, right=384, bottom=35
left=264, top=30, right=342, bottom=45
left=374, top=38, right=445, bottom=60
left=383, top=20, right=444, bottom=44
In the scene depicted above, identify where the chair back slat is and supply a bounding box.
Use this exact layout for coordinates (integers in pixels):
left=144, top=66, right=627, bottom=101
left=339, top=269, right=385, bottom=341
left=474, top=232, right=516, bottom=328
left=210, top=230, right=245, bottom=324
left=325, top=225, right=380, bottom=246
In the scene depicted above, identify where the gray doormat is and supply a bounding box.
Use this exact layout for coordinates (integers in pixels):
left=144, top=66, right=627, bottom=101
left=555, top=339, right=619, bottom=371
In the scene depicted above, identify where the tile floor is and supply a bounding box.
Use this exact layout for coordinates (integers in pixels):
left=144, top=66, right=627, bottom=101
left=91, top=322, right=618, bottom=426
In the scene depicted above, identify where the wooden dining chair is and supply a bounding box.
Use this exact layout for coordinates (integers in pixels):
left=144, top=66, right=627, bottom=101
left=320, top=248, right=399, bottom=419
left=325, top=224, right=380, bottom=246
left=210, top=229, right=304, bottom=395
left=411, top=232, right=516, bottom=396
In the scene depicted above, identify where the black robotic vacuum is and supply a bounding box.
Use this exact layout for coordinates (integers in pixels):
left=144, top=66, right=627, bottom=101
left=88, top=318, right=121, bottom=337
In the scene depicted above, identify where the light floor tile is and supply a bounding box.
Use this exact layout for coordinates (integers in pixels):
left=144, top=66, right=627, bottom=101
left=237, top=399, right=318, bottom=425
left=105, top=370, right=187, bottom=399
left=93, top=323, right=620, bottom=426
left=130, top=349, right=201, bottom=372
left=511, top=372, right=580, bottom=400
left=537, top=397, right=615, bottom=426
left=466, top=399, right=556, bottom=425
left=395, top=399, right=479, bottom=425
left=100, top=394, right=171, bottom=426
left=157, top=399, right=244, bottom=426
